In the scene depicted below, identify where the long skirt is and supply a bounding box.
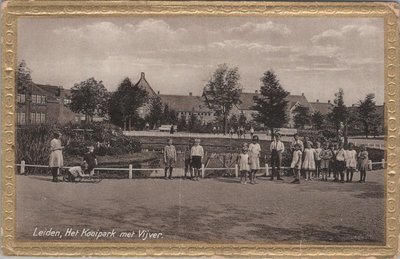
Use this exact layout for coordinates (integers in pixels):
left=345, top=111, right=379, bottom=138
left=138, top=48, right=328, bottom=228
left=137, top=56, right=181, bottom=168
left=49, top=150, right=63, bottom=168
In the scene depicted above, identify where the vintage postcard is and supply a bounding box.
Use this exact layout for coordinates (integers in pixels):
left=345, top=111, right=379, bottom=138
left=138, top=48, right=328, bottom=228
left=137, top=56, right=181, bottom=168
left=2, top=0, right=400, bottom=257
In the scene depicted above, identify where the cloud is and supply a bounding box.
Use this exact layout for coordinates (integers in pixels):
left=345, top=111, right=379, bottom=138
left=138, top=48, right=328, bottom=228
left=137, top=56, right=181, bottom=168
left=311, top=24, right=380, bottom=45
left=208, top=39, right=296, bottom=55
left=228, top=21, right=291, bottom=36
left=52, top=19, right=188, bottom=55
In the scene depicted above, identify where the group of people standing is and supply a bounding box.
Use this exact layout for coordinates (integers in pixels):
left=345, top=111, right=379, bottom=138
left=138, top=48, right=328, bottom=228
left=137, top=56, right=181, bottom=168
left=288, top=134, right=369, bottom=184
left=162, top=138, right=204, bottom=180
left=49, top=130, right=370, bottom=184
left=238, top=134, right=285, bottom=184
left=237, top=133, right=370, bottom=185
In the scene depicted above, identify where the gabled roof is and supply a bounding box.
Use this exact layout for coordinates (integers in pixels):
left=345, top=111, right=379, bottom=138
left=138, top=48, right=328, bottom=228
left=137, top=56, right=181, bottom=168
left=160, top=94, right=212, bottom=113
left=134, top=72, right=157, bottom=97
left=237, top=92, right=314, bottom=112
left=36, top=84, right=62, bottom=96
left=310, top=102, right=334, bottom=115
left=287, top=95, right=314, bottom=112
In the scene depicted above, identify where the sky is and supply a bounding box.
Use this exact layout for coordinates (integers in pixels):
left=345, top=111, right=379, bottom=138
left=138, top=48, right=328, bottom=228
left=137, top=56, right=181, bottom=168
left=18, top=16, right=384, bottom=105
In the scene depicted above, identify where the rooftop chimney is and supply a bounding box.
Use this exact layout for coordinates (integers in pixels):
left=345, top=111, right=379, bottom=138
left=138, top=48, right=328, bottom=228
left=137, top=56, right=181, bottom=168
left=316, top=99, right=319, bottom=103
left=301, top=93, right=305, bottom=96
left=255, top=90, right=258, bottom=94
left=157, top=91, right=160, bottom=95
left=189, top=92, right=192, bottom=96
left=328, top=100, right=331, bottom=104
left=141, top=72, right=145, bottom=79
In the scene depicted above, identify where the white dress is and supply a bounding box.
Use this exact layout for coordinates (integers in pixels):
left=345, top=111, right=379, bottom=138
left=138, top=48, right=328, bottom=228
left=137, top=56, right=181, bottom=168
left=49, top=138, right=63, bottom=168
left=302, top=148, right=315, bottom=170
left=248, top=143, right=261, bottom=170
left=345, top=150, right=357, bottom=169
left=238, top=153, right=250, bottom=172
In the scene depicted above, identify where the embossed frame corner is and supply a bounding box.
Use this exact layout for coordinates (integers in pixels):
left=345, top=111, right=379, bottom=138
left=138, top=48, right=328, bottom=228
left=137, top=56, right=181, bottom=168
left=2, top=1, right=399, bottom=257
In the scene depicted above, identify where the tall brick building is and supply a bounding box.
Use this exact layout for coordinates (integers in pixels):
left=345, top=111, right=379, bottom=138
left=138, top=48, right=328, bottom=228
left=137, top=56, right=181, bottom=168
left=16, top=83, right=77, bottom=125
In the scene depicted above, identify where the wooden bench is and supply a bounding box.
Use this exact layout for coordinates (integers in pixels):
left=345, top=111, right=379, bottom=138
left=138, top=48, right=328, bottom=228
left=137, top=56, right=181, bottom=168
left=159, top=125, right=173, bottom=132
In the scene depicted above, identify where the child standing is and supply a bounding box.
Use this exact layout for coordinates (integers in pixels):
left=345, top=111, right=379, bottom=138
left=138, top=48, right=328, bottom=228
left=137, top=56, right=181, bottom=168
left=345, top=143, right=357, bottom=182
left=357, top=145, right=369, bottom=183
left=248, top=135, right=261, bottom=184
left=331, top=143, right=339, bottom=181
left=83, top=145, right=97, bottom=176
left=290, top=143, right=302, bottom=184
left=163, top=138, right=177, bottom=180
left=183, top=139, right=193, bottom=180
left=319, top=142, right=333, bottom=181
left=302, top=142, right=315, bottom=181
left=314, top=142, right=322, bottom=179
left=191, top=139, right=204, bottom=181
left=335, top=142, right=346, bottom=183
left=238, top=143, right=250, bottom=184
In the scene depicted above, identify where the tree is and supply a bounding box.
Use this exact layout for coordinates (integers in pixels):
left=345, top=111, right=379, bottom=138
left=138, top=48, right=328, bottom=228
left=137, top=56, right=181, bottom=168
left=108, top=77, right=148, bottom=130
left=16, top=60, right=33, bottom=93
left=239, top=113, right=247, bottom=126
left=161, top=104, right=178, bottom=125
left=69, top=77, right=109, bottom=124
left=178, top=115, right=187, bottom=131
left=146, top=96, right=163, bottom=129
left=312, top=111, right=325, bottom=130
left=169, top=109, right=178, bottom=125
left=357, top=93, right=377, bottom=138
left=203, top=64, right=242, bottom=134
left=327, top=88, right=348, bottom=141
left=228, top=114, right=238, bottom=129
left=162, top=104, right=170, bottom=124
left=293, top=105, right=311, bottom=129
left=253, top=70, right=289, bottom=135
left=188, top=113, right=200, bottom=132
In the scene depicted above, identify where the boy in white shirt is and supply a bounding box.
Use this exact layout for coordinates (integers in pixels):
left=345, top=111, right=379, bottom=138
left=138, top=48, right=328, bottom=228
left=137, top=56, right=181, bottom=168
left=270, top=133, right=284, bottom=180
left=190, top=139, right=204, bottom=181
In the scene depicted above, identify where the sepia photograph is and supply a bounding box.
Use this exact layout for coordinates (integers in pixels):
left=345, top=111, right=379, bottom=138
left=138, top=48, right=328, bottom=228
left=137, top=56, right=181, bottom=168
left=2, top=1, right=399, bottom=257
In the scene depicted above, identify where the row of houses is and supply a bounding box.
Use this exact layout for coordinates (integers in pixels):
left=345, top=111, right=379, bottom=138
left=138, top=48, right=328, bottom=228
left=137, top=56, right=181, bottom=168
left=17, top=72, right=365, bottom=128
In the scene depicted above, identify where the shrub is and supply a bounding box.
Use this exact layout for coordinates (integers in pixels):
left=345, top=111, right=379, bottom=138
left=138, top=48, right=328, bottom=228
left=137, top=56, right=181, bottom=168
left=16, top=122, right=141, bottom=165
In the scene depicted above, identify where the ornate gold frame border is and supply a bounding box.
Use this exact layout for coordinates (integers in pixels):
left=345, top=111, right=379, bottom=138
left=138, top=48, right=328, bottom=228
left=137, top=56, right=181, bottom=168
left=2, top=1, right=399, bottom=257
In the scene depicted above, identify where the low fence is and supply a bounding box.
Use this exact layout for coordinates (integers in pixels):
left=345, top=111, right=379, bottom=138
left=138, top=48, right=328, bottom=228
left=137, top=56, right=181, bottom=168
left=16, top=159, right=386, bottom=179
left=350, top=141, right=385, bottom=150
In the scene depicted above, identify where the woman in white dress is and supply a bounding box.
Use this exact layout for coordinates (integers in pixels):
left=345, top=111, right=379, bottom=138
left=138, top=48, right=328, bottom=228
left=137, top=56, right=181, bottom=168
left=49, top=132, right=64, bottom=182
left=248, top=135, right=261, bottom=184
left=302, top=142, right=315, bottom=181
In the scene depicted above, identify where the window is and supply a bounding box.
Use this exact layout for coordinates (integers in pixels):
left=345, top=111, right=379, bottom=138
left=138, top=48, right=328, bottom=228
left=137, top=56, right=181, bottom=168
left=17, top=94, right=26, bottom=103
left=31, top=113, right=36, bottom=123
left=17, top=112, right=26, bottom=124
left=30, top=112, right=45, bottom=124
left=32, top=95, right=46, bottom=104
left=40, top=113, right=46, bottom=123
left=36, top=113, right=41, bottom=123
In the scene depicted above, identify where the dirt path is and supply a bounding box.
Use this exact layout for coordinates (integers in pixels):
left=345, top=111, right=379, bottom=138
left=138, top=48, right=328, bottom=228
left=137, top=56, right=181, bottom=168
left=16, top=170, right=385, bottom=244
